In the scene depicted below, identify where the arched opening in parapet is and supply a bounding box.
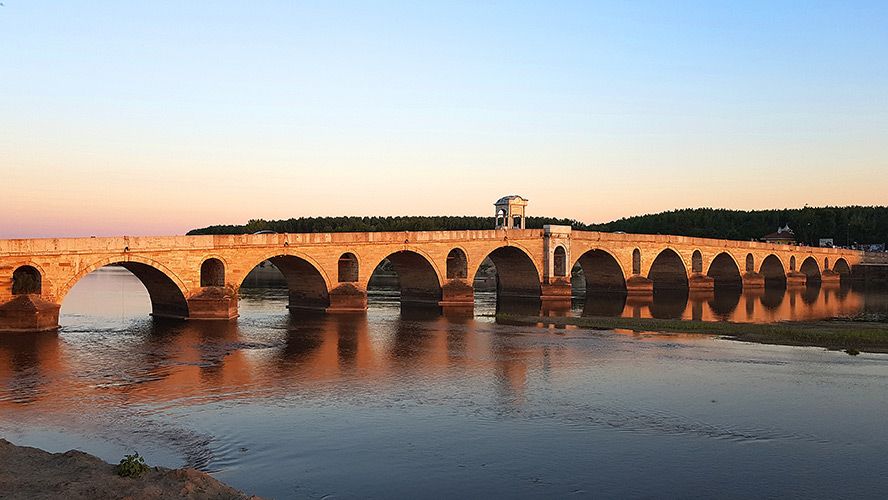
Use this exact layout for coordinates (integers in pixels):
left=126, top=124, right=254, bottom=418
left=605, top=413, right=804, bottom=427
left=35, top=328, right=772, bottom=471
left=368, top=251, right=441, bottom=307
left=799, top=257, right=821, bottom=284
left=60, top=262, right=189, bottom=322
left=446, top=248, right=468, bottom=280
left=200, top=258, right=225, bottom=287
left=647, top=249, right=688, bottom=292
left=553, top=246, right=567, bottom=277
left=12, top=266, right=42, bottom=295
left=760, top=255, right=786, bottom=288
left=789, top=256, right=797, bottom=272
left=239, top=255, right=329, bottom=312
left=691, top=250, right=703, bottom=274
left=338, top=253, right=359, bottom=283
left=745, top=254, right=754, bottom=274
left=573, top=249, right=626, bottom=295
left=632, top=249, right=641, bottom=275
left=473, top=246, right=541, bottom=313
left=833, top=258, right=851, bottom=275
left=706, top=252, right=742, bottom=289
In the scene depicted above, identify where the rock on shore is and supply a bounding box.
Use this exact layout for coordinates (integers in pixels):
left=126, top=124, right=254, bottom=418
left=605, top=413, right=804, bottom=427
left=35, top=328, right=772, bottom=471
left=0, top=439, right=261, bottom=499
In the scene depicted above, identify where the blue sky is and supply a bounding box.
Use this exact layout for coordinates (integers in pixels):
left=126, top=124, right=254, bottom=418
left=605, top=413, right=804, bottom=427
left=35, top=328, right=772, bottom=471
left=1, top=1, right=886, bottom=237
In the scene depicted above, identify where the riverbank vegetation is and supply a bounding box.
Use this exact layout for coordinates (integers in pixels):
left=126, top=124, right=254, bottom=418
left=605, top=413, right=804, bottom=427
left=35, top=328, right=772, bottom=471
left=496, top=313, right=888, bottom=354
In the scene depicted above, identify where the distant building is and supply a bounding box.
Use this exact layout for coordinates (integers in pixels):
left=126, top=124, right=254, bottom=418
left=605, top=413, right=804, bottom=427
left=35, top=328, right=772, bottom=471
left=762, top=225, right=796, bottom=244
left=819, top=238, right=834, bottom=248
left=495, top=195, right=528, bottom=229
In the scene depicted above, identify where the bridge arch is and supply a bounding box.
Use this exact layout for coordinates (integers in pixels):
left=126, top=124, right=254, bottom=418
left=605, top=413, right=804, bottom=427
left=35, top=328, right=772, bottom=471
left=759, top=254, right=786, bottom=287
left=647, top=248, right=688, bottom=291
left=573, top=249, right=626, bottom=294
left=707, top=252, right=742, bottom=289
left=59, top=255, right=190, bottom=319
left=12, top=265, right=43, bottom=295
left=338, top=253, right=359, bottom=283
left=745, top=253, right=755, bottom=274
left=833, top=258, right=851, bottom=275
left=789, top=256, right=797, bottom=272
left=475, top=245, right=541, bottom=299
left=632, top=249, right=642, bottom=275
left=200, top=258, right=226, bottom=287
left=370, top=250, right=442, bottom=305
left=446, top=248, right=468, bottom=279
left=691, top=250, right=703, bottom=274
left=239, top=252, right=331, bottom=311
left=799, top=256, right=821, bottom=283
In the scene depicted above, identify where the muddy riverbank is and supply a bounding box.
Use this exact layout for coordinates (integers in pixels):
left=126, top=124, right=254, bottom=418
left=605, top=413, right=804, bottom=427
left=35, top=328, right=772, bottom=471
left=0, top=439, right=260, bottom=500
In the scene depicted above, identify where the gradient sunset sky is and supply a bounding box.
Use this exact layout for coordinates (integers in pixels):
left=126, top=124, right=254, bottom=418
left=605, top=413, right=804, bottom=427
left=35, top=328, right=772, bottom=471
left=2, top=1, right=886, bottom=238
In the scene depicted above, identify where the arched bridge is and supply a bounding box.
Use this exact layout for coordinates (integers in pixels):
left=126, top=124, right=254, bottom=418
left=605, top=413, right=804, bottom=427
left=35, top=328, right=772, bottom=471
left=0, top=227, right=861, bottom=332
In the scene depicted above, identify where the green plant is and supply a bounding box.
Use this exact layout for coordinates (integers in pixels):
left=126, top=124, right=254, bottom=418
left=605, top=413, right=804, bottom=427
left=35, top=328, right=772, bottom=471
left=116, top=452, right=150, bottom=478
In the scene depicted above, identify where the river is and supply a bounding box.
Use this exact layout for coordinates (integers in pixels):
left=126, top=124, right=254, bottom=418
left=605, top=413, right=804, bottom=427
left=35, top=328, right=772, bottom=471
left=1, top=266, right=887, bottom=498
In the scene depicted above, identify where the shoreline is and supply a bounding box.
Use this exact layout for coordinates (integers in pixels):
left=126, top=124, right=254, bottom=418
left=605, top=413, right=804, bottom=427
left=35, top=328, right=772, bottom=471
left=496, top=314, right=888, bottom=354
left=0, top=438, right=261, bottom=500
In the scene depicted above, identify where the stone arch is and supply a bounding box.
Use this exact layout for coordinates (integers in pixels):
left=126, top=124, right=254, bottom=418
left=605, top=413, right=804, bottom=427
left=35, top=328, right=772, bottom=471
left=241, top=254, right=331, bottom=310
left=200, top=258, right=225, bottom=287
left=12, top=265, right=42, bottom=295
left=446, top=248, right=468, bottom=280
left=632, top=249, right=641, bottom=275
left=370, top=250, right=442, bottom=305
left=691, top=250, right=703, bottom=274
left=799, top=256, right=821, bottom=283
left=706, top=252, right=742, bottom=289
left=789, top=255, right=797, bottom=272
left=745, top=253, right=755, bottom=274
left=553, top=245, right=567, bottom=277
left=338, top=252, right=359, bottom=283
left=476, top=245, right=541, bottom=299
left=759, top=254, right=786, bottom=287
left=59, top=256, right=190, bottom=319
left=647, top=248, right=688, bottom=291
left=824, top=257, right=830, bottom=271
left=574, top=249, right=626, bottom=293
left=833, top=258, right=851, bottom=275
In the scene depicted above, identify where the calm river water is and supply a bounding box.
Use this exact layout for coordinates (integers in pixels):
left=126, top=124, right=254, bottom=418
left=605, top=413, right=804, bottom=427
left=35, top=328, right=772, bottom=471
left=2, top=267, right=888, bottom=498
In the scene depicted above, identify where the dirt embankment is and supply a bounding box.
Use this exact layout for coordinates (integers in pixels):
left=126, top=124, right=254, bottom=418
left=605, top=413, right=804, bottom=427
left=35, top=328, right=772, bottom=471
left=0, top=439, right=261, bottom=500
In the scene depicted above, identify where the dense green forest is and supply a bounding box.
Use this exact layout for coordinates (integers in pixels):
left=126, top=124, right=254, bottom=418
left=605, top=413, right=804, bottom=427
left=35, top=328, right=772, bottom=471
left=188, top=206, right=888, bottom=246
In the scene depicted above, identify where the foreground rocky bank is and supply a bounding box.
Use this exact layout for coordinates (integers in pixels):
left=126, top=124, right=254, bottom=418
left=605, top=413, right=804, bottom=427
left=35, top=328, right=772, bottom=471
left=0, top=439, right=261, bottom=500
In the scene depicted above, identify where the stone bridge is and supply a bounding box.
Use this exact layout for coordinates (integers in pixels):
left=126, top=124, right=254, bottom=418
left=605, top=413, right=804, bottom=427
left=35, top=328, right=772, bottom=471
left=0, top=227, right=861, bottom=332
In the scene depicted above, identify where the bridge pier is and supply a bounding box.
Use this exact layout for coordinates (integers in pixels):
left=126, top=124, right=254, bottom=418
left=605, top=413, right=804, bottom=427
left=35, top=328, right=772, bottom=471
left=327, top=284, right=369, bottom=313
left=440, top=279, right=474, bottom=308
left=626, top=275, right=653, bottom=296
left=187, top=286, right=239, bottom=320
left=0, top=295, right=61, bottom=333
left=688, top=273, right=715, bottom=292
left=742, top=272, right=765, bottom=289
left=786, top=272, right=807, bottom=288
left=821, top=270, right=841, bottom=285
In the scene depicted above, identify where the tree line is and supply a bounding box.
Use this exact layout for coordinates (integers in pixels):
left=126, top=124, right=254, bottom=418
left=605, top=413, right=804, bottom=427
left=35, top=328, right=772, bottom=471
left=188, top=206, right=888, bottom=246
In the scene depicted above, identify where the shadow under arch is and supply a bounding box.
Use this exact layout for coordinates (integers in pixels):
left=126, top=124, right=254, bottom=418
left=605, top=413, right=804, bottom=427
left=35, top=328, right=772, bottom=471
left=647, top=248, right=689, bottom=293
left=240, top=255, right=330, bottom=311
left=799, top=256, right=822, bottom=284
left=759, top=254, right=787, bottom=289
left=60, top=260, right=190, bottom=319
left=573, top=249, right=627, bottom=296
left=368, top=250, right=442, bottom=306
left=474, top=245, right=541, bottom=299
left=833, top=258, right=852, bottom=276
left=707, top=252, right=743, bottom=290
